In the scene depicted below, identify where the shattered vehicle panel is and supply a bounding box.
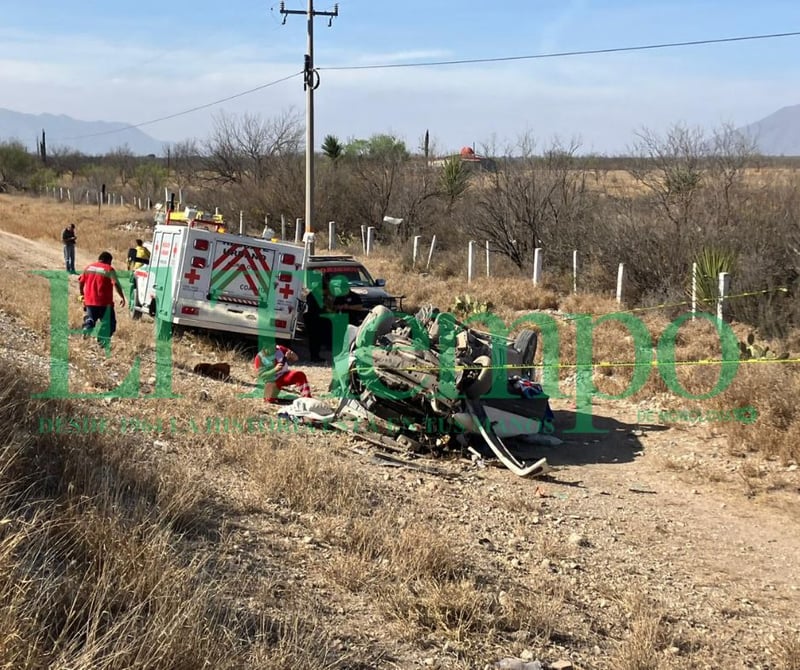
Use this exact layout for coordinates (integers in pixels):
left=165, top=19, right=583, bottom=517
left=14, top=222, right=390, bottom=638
left=331, top=305, right=556, bottom=477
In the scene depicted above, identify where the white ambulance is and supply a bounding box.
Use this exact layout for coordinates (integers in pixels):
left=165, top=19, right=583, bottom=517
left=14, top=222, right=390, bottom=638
left=130, top=213, right=307, bottom=340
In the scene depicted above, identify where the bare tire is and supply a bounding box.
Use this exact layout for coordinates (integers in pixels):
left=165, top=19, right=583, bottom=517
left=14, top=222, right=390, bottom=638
left=130, top=286, right=142, bottom=320
left=514, top=329, right=538, bottom=378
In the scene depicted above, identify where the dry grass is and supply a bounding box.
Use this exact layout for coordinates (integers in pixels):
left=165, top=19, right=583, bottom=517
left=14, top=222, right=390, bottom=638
left=250, top=442, right=379, bottom=516
left=609, top=593, right=669, bottom=670
left=380, top=576, right=563, bottom=647
left=0, top=194, right=146, bottom=260
left=719, top=365, right=800, bottom=463
left=777, top=632, right=800, bottom=670
left=0, top=360, right=348, bottom=669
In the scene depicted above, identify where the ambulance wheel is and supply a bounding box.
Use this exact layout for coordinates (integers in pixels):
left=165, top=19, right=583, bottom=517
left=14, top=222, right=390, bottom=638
left=130, top=287, right=142, bottom=320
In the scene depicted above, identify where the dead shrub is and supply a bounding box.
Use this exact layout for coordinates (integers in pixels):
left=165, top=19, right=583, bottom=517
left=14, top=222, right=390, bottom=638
left=719, top=364, right=800, bottom=463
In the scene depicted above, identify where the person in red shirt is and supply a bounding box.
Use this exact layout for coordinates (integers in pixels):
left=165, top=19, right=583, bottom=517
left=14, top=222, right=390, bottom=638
left=78, top=251, right=126, bottom=347
left=253, top=344, right=311, bottom=404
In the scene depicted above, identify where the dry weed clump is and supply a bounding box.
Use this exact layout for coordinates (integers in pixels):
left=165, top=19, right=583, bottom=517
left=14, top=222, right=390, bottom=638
left=609, top=593, right=670, bottom=670
left=379, top=576, right=563, bottom=647
left=719, top=364, right=800, bottom=463
left=559, top=292, right=621, bottom=316
left=250, top=441, right=380, bottom=516
left=776, top=631, right=800, bottom=670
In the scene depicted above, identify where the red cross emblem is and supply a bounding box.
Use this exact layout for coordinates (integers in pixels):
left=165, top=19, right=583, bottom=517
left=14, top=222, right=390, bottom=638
left=279, top=284, right=295, bottom=299
left=184, top=268, right=202, bottom=285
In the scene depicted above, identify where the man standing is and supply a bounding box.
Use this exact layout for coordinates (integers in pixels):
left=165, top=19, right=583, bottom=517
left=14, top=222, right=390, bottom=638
left=126, top=239, right=151, bottom=270
left=79, top=251, right=126, bottom=348
left=302, top=274, right=327, bottom=363
left=62, top=223, right=76, bottom=274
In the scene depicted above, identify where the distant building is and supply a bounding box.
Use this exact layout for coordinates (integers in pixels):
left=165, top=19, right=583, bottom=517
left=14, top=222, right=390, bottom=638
left=430, top=145, right=496, bottom=172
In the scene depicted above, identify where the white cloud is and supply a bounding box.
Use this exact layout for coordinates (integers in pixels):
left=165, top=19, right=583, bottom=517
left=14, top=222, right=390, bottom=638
left=0, top=24, right=797, bottom=155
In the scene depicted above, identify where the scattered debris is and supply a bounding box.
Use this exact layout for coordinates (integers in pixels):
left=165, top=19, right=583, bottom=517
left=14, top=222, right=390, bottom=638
left=628, top=485, right=657, bottom=494
left=568, top=533, right=590, bottom=548
left=494, top=658, right=543, bottom=670
left=367, top=451, right=456, bottom=478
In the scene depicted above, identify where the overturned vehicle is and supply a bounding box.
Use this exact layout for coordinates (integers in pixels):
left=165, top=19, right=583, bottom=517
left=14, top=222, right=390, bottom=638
left=329, top=306, right=558, bottom=477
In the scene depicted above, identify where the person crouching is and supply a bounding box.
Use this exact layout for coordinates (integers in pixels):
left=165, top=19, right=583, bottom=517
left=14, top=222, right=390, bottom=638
left=253, top=344, right=311, bottom=404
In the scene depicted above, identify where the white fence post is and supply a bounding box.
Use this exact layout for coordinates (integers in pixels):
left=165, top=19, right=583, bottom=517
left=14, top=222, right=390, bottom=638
left=295, top=218, right=303, bottom=244
left=239, top=211, right=244, bottom=235
left=616, top=263, right=624, bottom=304
left=485, top=241, right=490, bottom=277
left=366, top=226, right=376, bottom=256
left=532, top=247, right=542, bottom=286
left=467, top=240, right=475, bottom=283
left=426, top=235, right=437, bottom=271
left=281, top=214, right=286, bottom=241
left=573, top=250, right=578, bottom=294
left=59, top=187, right=63, bottom=200
left=328, top=221, right=336, bottom=250
left=717, top=272, right=730, bottom=322
left=164, top=187, right=168, bottom=205
left=692, top=262, right=698, bottom=321
left=412, top=235, right=421, bottom=266
left=360, top=225, right=366, bottom=253
left=178, top=188, right=183, bottom=209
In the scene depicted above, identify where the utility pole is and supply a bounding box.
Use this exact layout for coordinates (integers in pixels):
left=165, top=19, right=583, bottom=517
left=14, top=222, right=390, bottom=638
left=280, top=1, right=338, bottom=244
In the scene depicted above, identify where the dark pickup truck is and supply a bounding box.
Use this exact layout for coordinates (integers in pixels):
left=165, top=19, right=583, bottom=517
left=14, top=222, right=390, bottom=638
left=306, top=255, right=404, bottom=315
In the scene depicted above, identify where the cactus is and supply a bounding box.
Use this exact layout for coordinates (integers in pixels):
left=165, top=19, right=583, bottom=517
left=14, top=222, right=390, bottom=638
left=738, top=332, right=789, bottom=360
left=451, top=294, right=493, bottom=318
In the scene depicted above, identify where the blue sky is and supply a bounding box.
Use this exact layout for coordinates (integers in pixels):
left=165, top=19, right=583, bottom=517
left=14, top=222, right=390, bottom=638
left=2, top=0, right=800, bottom=154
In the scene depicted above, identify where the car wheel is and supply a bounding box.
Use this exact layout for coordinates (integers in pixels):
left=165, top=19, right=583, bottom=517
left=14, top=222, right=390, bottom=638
left=130, top=286, right=142, bottom=320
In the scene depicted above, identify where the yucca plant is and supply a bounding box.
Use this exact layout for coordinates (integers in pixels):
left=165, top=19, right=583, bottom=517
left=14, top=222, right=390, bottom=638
left=689, top=247, right=736, bottom=309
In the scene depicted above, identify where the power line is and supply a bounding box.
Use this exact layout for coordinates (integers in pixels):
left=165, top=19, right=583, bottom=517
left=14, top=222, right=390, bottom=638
left=55, top=71, right=303, bottom=142
left=320, top=30, right=800, bottom=71
left=49, top=28, right=800, bottom=144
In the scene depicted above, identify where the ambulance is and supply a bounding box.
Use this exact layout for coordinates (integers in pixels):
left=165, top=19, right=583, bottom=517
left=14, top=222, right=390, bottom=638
left=130, top=209, right=307, bottom=340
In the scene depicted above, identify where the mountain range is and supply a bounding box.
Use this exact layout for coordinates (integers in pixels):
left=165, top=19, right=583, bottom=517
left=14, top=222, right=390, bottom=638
left=739, top=104, right=800, bottom=156
left=0, top=108, right=164, bottom=156
left=2, top=105, right=800, bottom=157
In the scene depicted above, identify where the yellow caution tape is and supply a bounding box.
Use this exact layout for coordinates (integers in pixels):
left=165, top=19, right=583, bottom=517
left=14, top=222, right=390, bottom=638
left=350, top=356, right=800, bottom=375
left=561, top=286, right=790, bottom=320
